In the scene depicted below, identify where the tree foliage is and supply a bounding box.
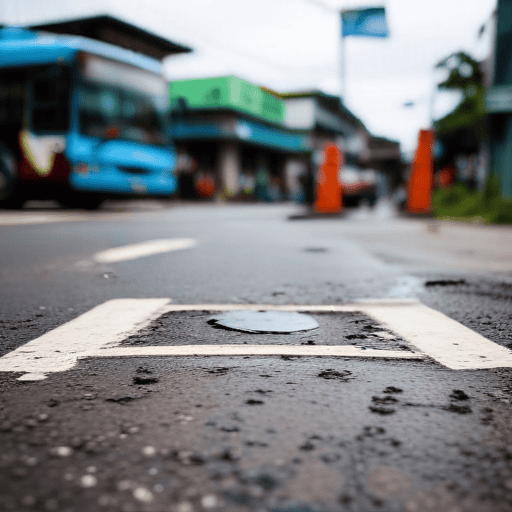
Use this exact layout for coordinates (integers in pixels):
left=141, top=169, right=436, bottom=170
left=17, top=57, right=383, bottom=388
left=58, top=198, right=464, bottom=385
left=433, top=52, right=486, bottom=141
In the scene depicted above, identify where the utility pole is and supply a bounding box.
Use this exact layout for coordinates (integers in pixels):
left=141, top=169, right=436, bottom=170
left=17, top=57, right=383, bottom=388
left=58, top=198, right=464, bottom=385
left=340, top=23, right=346, bottom=104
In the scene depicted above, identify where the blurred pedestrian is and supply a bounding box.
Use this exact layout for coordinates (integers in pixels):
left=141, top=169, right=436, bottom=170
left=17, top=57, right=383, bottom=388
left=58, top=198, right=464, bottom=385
left=255, top=166, right=269, bottom=201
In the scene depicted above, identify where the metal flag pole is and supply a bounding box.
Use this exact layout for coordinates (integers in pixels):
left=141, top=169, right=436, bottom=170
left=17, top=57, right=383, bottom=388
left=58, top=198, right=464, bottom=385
left=305, top=1, right=346, bottom=103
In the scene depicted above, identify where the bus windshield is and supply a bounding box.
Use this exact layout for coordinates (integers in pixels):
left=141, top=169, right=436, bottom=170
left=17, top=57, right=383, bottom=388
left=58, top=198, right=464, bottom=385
left=78, top=53, right=169, bottom=146
left=79, top=83, right=169, bottom=145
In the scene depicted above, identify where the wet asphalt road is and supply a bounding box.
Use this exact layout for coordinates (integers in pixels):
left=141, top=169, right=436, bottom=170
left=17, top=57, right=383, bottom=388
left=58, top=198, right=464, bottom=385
left=1, top=200, right=512, bottom=512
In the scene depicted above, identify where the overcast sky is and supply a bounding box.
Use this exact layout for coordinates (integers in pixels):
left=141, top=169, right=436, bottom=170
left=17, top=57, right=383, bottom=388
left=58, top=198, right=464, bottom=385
left=1, top=0, right=497, bottom=156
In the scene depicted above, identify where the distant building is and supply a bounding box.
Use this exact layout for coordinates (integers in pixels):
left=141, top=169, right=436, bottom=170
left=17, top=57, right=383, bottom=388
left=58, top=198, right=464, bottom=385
left=169, top=78, right=402, bottom=201
left=169, top=76, right=311, bottom=200
left=280, top=91, right=402, bottom=191
left=28, top=15, right=192, bottom=59
left=486, top=0, right=512, bottom=198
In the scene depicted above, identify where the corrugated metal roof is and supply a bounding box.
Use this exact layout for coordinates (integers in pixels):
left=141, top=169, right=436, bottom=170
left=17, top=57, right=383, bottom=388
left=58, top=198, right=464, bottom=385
left=29, top=15, right=192, bottom=61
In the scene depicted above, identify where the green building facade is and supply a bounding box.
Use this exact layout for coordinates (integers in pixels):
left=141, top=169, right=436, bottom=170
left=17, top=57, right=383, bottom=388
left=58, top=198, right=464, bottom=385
left=170, top=76, right=285, bottom=125
left=168, top=76, right=311, bottom=200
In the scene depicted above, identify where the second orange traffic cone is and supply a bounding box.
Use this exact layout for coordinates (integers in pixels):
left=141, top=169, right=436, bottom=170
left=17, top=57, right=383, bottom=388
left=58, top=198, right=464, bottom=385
left=406, top=129, right=434, bottom=214
left=314, top=143, right=343, bottom=214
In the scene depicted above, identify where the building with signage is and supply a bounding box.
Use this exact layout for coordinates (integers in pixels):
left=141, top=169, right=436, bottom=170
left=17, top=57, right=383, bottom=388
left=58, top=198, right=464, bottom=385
left=169, top=77, right=401, bottom=201
left=169, top=76, right=311, bottom=199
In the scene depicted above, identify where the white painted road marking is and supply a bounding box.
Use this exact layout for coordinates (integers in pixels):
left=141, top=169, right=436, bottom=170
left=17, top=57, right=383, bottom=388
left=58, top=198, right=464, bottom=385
left=93, top=239, right=198, bottom=264
left=361, top=302, right=512, bottom=370
left=94, top=345, right=423, bottom=359
left=0, top=299, right=172, bottom=381
left=1, top=299, right=511, bottom=381
left=0, top=214, right=86, bottom=226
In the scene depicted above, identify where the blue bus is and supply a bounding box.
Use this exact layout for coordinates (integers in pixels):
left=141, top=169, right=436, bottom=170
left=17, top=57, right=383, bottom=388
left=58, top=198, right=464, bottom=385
left=0, top=19, right=187, bottom=208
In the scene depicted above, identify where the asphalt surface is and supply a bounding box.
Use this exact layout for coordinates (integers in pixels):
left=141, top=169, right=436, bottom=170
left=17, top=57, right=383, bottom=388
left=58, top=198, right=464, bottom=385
left=1, top=199, right=512, bottom=512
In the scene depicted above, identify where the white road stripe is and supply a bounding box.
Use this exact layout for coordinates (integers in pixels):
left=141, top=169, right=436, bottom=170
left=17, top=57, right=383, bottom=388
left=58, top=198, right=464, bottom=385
left=0, top=299, right=172, bottom=380
left=93, top=239, right=198, bottom=264
left=361, top=302, right=512, bottom=370
left=92, top=345, right=422, bottom=359
left=1, top=299, right=511, bottom=381
left=159, top=300, right=417, bottom=313
left=0, top=214, right=84, bottom=226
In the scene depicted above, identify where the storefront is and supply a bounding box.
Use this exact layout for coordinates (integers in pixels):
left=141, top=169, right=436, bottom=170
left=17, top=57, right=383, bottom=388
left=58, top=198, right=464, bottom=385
left=169, top=76, right=311, bottom=200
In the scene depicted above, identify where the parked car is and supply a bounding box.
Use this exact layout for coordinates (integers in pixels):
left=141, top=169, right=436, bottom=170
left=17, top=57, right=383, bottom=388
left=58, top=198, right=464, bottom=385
left=339, top=166, right=377, bottom=207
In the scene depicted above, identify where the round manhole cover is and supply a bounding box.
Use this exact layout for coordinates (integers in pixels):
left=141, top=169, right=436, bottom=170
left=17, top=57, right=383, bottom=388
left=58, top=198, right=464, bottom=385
left=209, top=310, right=319, bottom=334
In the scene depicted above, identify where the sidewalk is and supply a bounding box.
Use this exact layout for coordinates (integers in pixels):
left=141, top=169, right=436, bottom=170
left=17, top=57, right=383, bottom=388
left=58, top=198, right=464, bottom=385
left=342, top=199, right=512, bottom=274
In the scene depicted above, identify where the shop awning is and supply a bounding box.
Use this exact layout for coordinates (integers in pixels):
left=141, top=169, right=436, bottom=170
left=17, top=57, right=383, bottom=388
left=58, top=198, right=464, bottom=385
left=170, top=118, right=311, bottom=153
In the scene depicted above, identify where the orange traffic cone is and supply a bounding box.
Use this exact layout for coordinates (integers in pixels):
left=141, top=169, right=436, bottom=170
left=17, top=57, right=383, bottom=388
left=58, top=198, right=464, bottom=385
left=314, top=143, right=343, bottom=214
left=406, top=129, right=434, bottom=214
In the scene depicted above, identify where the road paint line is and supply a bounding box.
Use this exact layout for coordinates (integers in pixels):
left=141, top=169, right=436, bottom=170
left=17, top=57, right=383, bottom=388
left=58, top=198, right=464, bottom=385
left=0, top=212, right=132, bottom=227
left=93, top=239, right=198, bottom=264
left=163, top=304, right=362, bottom=312
left=0, top=214, right=83, bottom=226
left=1, top=299, right=510, bottom=381
left=0, top=299, right=172, bottom=380
left=360, top=302, right=512, bottom=370
left=91, top=345, right=422, bottom=359
left=158, top=300, right=419, bottom=312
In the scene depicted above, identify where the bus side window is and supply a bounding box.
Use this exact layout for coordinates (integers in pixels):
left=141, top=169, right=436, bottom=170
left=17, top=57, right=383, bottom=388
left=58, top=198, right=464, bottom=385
left=31, top=65, right=71, bottom=133
left=33, top=80, right=52, bottom=103
left=0, top=70, right=27, bottom=156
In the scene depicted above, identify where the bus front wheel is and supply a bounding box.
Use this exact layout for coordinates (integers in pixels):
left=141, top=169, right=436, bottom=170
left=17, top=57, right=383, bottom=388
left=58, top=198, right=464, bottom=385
left=58, top=191, right=104, bottom=210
